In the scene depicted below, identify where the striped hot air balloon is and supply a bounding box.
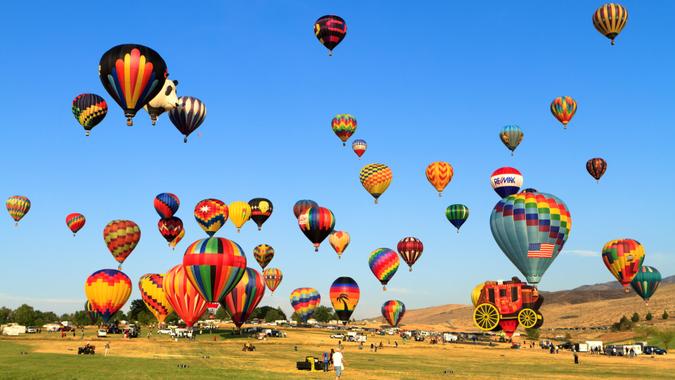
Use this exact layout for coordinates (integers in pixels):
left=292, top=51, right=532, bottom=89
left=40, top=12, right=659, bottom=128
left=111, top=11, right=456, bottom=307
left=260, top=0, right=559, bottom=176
left=163, top=264, right=208, bottom=327
left=352, top=139, right=367, bottom=158
left=194, top=199, right=228, bottom=236
left=72, top=93, right=107, bottom=136
left=368, top=248, right=400, bottom=290
left=289, top=287, right=321, bottom=322
left=168, top=96, right=206, bottom=142
left=314, top=15, right=347, bottom=56
left=360, top=163, right=393, bottom=204
left=6, top=196, right=30, bottom=225
left=330, top=277, right=360, bottom=324
left=499, top=125, right=523, bottom=155
left=593, top=3, right=628, bottom=45
left=229, top=201, right=252, bottom=232
left=331, top=114, right=357, bottom=145
left=425, top=162, right=453, bottom=197
left=446, top=204, right=469, bottom=233
left=329, top=231, right=351, bottom=259
left=221, top=267, right=265, bottom=329
left=253, top=244, right=275, bottom=269
left=381, top=300, right=406, bottom=327
left=263, top=268, right=283, bottom=293
left=397, top=237, right=423, bottom=271
left=65, top=213, right=86, bottom=236
left=154, top=193, right=180, bottom=219
left=293, top=200, right=319, bottom=219
left=550, top=96, right=577, bottom=129
left=602, top=239, right=645, bottom=292
left=138, top=274, right=174, bottom=324
left=103, top=220, right=141, bottom=269
left=631, top=266, right=661, bottom=304
left=84, top=269, right=132, bottom=324
left=586, top=158, right=607, bottom=182
left=490, top=167, right=523, bottom=198
left=298, top=206, right=335, bottom=252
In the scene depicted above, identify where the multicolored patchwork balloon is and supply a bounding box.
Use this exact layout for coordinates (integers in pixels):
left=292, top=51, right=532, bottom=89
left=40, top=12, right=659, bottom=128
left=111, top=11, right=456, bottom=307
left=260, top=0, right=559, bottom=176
left=360, top=163, right=393, bottom=204
left=298, top=206, right=335, bottom=252
left=490, top=190, right=572, bottom=284
left=593, top=3, right=628, bottom=45
left=331, top=114, right=357, bottom=145
left=84, top=269, right=132, bottom=323
left=163, top=264, right=208, bottom=327
left=229, top=201, right=251, bottom=232
left=368, top=248, right=400, bottom=290
left=499, top=125, right=523, bottom=155
left=249, top=198, right=273, bottom=231
left=382, top=300, right=406, bottom=327
left=66, top=213, right=86, bottom=236
left=330, top=277, right=360, bottom=324
left=602, top=238, right=645, bottom=291
left=314, top=15, right=347, bottom=55
left=253, top=244, right=275, bottom=269
left=426, top=161, right=453, bottom=196
left=194, top=199, right=228, bottom=236
left=72, top=93, right=107, bottom=136
left=158, top=217, right=184, bottom=244
left=103, top=220, right=141, bottom=269
left=329, top=231, right=350, bottom=259
left=6, top=195, right=30, bottom=225
left=182, top=237, right=247, bottom=302
left=293, top=200, right=318, bottom=219
left=138, top=273, right=174, bottom=323
left=289, top=287, right=321, bottom=322
left=550, top=96, right=577, bottom=129
left=263, top=268, right=283, bottom=294
left=490, top=167, right=523, bottom=198
left=446, top=204, right=469, bottom=232
left=586, top=158, right=607, bottom=182
left=352, top=139, right=367, bottom=158
left=169, top=96, right=206, bottom=143
left=220, top=267, right=265, bottom=329
left=631, top=266, right=661, bottom=304
left=154, top=193, right=180, bottom=219
left=397, top=237, right=423, bottom=271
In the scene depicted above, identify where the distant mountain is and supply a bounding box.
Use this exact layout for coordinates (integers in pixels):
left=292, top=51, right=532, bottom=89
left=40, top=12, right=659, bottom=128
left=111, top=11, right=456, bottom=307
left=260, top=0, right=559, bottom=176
left=542, top=275, right=675, bottom=305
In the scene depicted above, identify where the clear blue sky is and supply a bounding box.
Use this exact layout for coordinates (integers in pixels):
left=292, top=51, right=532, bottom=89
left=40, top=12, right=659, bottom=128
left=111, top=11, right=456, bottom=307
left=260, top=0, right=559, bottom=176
left=1, top=1, right=673, bottom=319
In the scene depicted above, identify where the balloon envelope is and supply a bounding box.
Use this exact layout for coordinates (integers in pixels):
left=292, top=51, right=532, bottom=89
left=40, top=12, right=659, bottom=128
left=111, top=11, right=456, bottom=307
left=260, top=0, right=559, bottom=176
left=631, top=266, right=661, bottom=302
left=263, top=268, right=283, bottom=293
left=249, top=198, right=273, bottom=231
left=154, top=193, right=180, bottom=219
left=290, top=287, right=321, bottom=322
left=360, top=164, right=393, bottom=203
left=6, top=195, right=30, bottom=224
left=298, top=207, right=335, bottom=251
left=221, top=267, right=265, bottom=329
left=103, top=220, right=141, bottom=267
left=66, top=213, right=86, bottom=236
left=85, top=269, right=132, bottom=323
left=586, top=158, right=607, bottom=181
left=253, top=244, right=275, bottom=269
left=158, top=217, right=184, bottom=243
left=602, top=238, right=645, bottom=289
left=550, top=96, right=577, bottom=128
left=293, top=200, right=318, bottom=219
left=397, top=237, right=423, bottom=271
left=72, top=93, right=107, bottom=136
left=330, top=277, right=360, bottom=323
left=229, top=201, right=252, bottom=232
left=329, top=231, right=350, bottom=258
left=490, top=167, right=523, bottom=198
left=368, top=248, right=400, bottom=289
left=168, top=96, right=206, bottom=142
left=331, top=114, right=357, bottom=145
left=163, top=264, right=208, bottom=327
left=446, top=204, right=469, bottom=232
left=425, top=162, right=453, bottom=196
left=138, top=273, right=174, bottom=324
left=593, top=3, right=628, bottom=45
left=194, top=199, right=228, bottom=236
left=314, top=15, right=347, bottom=54
left=382, top=300, right=406, bottom=327
left=352, top=139, right=367, bottom=157
left=499, top=125, right=523, bottom=154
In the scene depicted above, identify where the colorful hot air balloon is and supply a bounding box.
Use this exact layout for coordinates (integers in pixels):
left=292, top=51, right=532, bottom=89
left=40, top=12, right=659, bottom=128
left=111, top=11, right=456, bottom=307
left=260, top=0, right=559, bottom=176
left=490, top=167, right=523, bottom=198
left=263, top=268, right=283, bottom=294
left=550, top=96, right=577, bottom=129
left=631, top=266, right=661, bottom=304
left=499, top=125, right=523, bottom=155
left=425, top=162, right=454, bottom=197
left=221, top=267, right=265, bottom=329
left=360, top=164, right=393, bottom=204
left=368, top=248, right=400, bottom=290
left=158, top=217, right=184, bottom=244
left=330, top=277, right=360, bottom=324
left=84, top=301, right=101, bottom=324
left=293, top=200, right=318, bottom=219
left=163, top=264, right=208, bottom=327
left=182, top=237, right=247, bottom=302
left=329, top=231, right=350, bottom=259
left=72, top=93, right=107, bottom=136
left=194, top=199, right=228, bottom=236
left=6, top=196, right=30, bottom=225
left=586, top=158, right=607, bottom=182
left=593, top=3, right=628, bottom=45
left=84, top=269, right=132, bottom=323
left=65, top=213, right=86, bottom=236
left=397, top=237, right=423, bottom=272
left=154, top=193, right=180, bottom=219
left=331, top=114, right=357, bottom=146
left=352, top=139, right=367, bottom=158
left=314, top=15, right=347, bottom=55
left=490, top=190, right=571, bottom=285
left=98, top=44, right=167, bottom=126
left=168, top=96, right=206, bottom=142
left=289, top=287, right=321, bottom=322
left=602, top=239, right=645, bottom=291
left=229, top=201, right=251, bottom=232
left=253, top=244, right=275, bottom=269
left=381, top=300, right=406, bottom=327
left=446, top=204, right=469, bottom=232
left=249, top=198, right=273, bottom=231
left=103, top=220, right=141, bottom=269
left=138, top=273, right=174, bottom=324
left=169, top=228, right=185, bottom=250
left=298, top=206, right=335, bottom=252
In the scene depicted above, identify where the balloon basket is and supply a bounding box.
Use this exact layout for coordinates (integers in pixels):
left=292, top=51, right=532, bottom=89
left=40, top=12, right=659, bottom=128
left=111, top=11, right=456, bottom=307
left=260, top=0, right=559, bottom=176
left=409, top=267, right=412, bottom=272
left=383, top=285, right=387, bottom=291
left=126, top=118, right=133, bottom=126
left=438, top=192, right=442, bottom=197
left=374, top=199, right=378, bottom=204
left=258, top=227, right=262, bottom=231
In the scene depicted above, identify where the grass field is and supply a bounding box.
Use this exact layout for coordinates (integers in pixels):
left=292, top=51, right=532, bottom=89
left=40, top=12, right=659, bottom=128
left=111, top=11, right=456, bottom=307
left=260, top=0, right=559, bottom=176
left=1, top=327, right=673, bottom=379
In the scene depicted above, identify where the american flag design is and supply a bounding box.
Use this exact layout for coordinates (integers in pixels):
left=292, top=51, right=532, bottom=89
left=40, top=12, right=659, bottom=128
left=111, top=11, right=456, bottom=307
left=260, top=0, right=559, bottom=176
left=528, top=243, right=555, bottom=258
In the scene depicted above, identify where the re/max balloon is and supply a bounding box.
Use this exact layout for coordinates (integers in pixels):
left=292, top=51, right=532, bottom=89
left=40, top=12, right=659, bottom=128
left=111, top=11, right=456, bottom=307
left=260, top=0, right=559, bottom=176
left=330, top=277, right=360, bottom=324
left=490, top=167, right=523, bottom=198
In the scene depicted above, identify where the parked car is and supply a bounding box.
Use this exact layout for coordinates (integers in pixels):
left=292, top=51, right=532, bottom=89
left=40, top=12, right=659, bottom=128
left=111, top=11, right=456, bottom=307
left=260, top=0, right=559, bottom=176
left=330, top=334, right=345, bottom=339
left=26, top=327, right=37, bottom=334
left=157, top=328, right=172, bottom=335
left=97, top=329, right=107, bottom=337
left=644, top=346, right=667, bottom=355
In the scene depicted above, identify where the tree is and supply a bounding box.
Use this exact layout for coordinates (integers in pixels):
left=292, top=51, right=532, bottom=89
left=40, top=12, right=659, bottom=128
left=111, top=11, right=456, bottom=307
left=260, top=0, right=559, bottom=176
left=646, top=312, right=653, bottom=321
left=12, top=304, right=36, bottom=326
left=291, top=311, right=301, bottom=322
left=264, top=308, right=285, bottom=322
left=525, top=328, right=540, bottom=340
left=215, top=306, right=230, bottom=321
left=0, top=307, right=12, bottom=324
left=631, top=312, right=640, bottom=323
left=313, top=306, right=336, bottom=323
left=611, top=315, right=633, bottom=332
left=72, top=311, right=91, bottom=327
left=663, top=310, right=670, bottom=320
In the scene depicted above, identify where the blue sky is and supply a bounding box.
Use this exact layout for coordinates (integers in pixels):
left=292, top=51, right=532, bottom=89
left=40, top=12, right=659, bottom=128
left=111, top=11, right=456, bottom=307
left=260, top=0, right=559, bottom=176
left=1, top=1, right=673, bottom=319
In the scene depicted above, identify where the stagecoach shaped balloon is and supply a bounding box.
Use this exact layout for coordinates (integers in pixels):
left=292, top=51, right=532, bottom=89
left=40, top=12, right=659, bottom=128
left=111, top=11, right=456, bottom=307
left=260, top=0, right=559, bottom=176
left=490, top=167, right=523, bottom=198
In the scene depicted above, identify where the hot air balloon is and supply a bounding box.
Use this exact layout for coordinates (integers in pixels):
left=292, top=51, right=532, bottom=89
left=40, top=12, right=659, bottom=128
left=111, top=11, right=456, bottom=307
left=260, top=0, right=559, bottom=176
left=446, top=204, right=469, bottom=232
left=593, top=3, right=628, bottom=45
left=168, top=96, right=206, bottom=143
left=138, top=274, right=174, bottom=324
left=84, top=269, right=132, bottom=324
left=601, top=239, right=645, bottom=292
left=360, top=163, right=393, bottom=204
left=182, top=237, right=247, bottom=302
left=631, top=266, right=661, bottom=304
left=329, top=231, right=350, bottom=259
left=381, top=300, right=406, bottom=327
left=253, top=244, right=274, bottom=269
left=368, top=248, right=400, bottom=290
left=103, top=220, right=141, bottom=269
left=221, top=267, right=265, bottom=329
left=66, top=213, right=86, bottom=236
left=330, top=277, right=360, bottom=324
left=163, top=264, right=208, bottom=327
left=352, top=139, right=367, bottom=158
left=490, top=167, right=523, bottom=198
left=229, top=201, right=251, bottom=232
left=490, top=190, right=572, bottom=285
left=84, top=301, right=101, bottom=324
left=425, top=162, right=453, bottom=197
left=263, top=268, right=283, bottom=293
left=397, top=237, right=423, bottom=271
left=499, top=125, right=523, bottom=155
left=158, top=217, right=184, bottom=244
left=6, top=196, right=30, bottom=225
left=72, top=93, right=107, bottom=136
left=298, top=206, right=335, bottom=252
left=314, top=15, right=347, bottom=55
left=170, top=228, right=185, bottom=250
left=249, top=198, right=273, bottom=231
left=98, top=44, right=167, bottom=126
left=293, top=200, right=318, bottom=219
left=154, top=193, right=180, bottom=219
left=194, top=199, right=228, bottom=236
left=331, top=114, right=357, bottom=146
left=289, top=287, right=321, bottom=322
left=550, top=96, right=577, bottom=129
left=586, top=158, right=607, bottom=182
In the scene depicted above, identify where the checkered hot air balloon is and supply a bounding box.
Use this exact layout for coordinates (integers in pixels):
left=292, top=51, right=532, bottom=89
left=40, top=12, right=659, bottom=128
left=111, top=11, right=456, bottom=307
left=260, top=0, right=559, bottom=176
left=360, top=164, right=393, bottom=204
left=630, top=266, right=661, bottom=304
left=220, top=267, right=265, bottom=329
left=65, top=213, right=86, bottom=236
left=154, top=193, right=180, bottom=219
left=298, top=206, right=335, bottom=252
left=550, top=96, right=577, bottom=129
left=329, top=231, right=350, bottom=259
left=253, top=244, right=274, bottom=269
left=103, top=220, right=141, bottom=269
left=72, top=93, right=107, bottom=136
left=330, top=277, right=360, bottom=324
left=314, top=15, right=347, bottom=56
left=602, top=239, right=645, bottom=292
left=263, top=268, right=283, bottom=293
left=425, top=162, right=453, bottom=197
left=138, top=274, right=174, bottom=324
left=382, top=300, right=406, bottom=327
left=289, top=287, right=321, bottom=322
left=6, top=196, right=30, bottom=226
left=163, top=264, right=208, bottom=327
left=397, top=237, right=423, bottom=271
left=593, top=3, right=628, bottom=45
left=194, top=199, right=228, bottom=236
left=368, top=248, right=400, bottom=290
left=84, top=269, right=132, bottom=323
left=169, top=96, right=206, bottom=142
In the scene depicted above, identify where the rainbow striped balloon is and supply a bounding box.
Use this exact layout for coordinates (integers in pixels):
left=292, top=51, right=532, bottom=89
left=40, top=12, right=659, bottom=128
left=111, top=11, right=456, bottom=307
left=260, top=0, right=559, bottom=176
left=381, top=300, right=406, bottom=327
left=138, top=274, right=174, bottom=324
left=163, top=265, right=207, bottom=327
left=221, top=267, right=265, bottom=329
left=66, top=213, right=86, bottom=236
left=84, top=269, right=132, bottom=323
left=289, top=287, right=321, bottom=322
left=298, top=206, right=335, bottom=252
left=330, top=277, right=360, bottom=323
left=368, top=248, right=400, bottom=290
left=182, top=237, right=247, bottom=303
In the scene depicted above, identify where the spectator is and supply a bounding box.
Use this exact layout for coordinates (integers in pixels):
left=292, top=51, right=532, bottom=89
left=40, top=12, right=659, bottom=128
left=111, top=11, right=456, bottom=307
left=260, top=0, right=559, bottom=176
left=104, top=341, right=110, bottom=357
left=333, top=347, right=346, bottom=380
left=322, top=352, right=329, bottom=372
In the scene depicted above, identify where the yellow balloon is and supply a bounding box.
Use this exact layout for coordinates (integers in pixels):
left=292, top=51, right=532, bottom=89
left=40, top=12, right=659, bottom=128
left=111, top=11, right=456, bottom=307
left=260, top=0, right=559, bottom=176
left=229, top=201, right=251, bottom=232
left=138, top=274, right=174, bottom=323
left=329, top=231, right=351, bottom=259
left=359, top=163, right=393, bottom=204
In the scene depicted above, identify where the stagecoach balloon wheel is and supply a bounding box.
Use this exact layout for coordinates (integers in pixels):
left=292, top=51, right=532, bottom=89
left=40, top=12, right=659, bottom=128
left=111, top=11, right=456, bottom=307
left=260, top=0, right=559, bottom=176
left=473, top=303, right=500, bottom=331
left=517, top=308, right=539, bottom=329
left=534, top=313, right=544, bottom=328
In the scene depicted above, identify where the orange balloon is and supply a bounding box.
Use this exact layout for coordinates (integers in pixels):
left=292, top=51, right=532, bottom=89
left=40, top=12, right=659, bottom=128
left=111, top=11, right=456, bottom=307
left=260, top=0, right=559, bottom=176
left=425, top=162, right=453, bottom=196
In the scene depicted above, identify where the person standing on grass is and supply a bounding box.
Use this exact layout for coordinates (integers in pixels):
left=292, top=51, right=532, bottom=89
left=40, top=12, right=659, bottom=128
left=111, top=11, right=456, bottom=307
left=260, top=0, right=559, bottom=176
left=333, top=347, right=346, bottom=380
left=104, top=341, right=110, bottom=356
left=322, top=351, right=329, bottom=372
